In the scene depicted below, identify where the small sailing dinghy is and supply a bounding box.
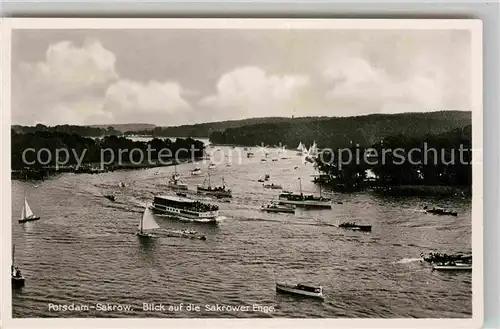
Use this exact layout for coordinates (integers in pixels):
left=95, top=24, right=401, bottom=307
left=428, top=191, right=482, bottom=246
left=19, top=197, right=40, bottom=223
left=276, top=282, right=324, bottom=299
left=137, top=207, right=161, bottom=238
left=11, top=245, right=25, bottom=287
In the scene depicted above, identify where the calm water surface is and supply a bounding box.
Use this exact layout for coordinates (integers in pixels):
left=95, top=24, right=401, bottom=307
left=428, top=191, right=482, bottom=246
left=12, top=147, right=472, bottom=318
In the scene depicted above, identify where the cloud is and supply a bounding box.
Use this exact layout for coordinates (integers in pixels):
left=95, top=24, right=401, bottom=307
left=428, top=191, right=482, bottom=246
left=199, top=66, right=310, bottom=119
left=320, top=44, right=463, bottom=114
left=13, top=39, right=193, bottom=126
left=19, top=38, right=118, bottom=94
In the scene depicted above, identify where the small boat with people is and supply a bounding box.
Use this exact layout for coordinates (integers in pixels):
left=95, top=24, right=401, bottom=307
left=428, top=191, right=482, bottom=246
left=339, top=222, right=372, bottom=232
left=276, top=282, right=324, bottom=299
left=197, top=174, right=232, bottom=198
left=261, top=202, right=295, bottom=214
left=137, top=207, right=160, bottom=238
left=11, top=245, right=25, bottom=287
left=421, top=252, right=472, bottom=265
left=19, top=197, right=40, bottom=223
left=164, top=228, right=207, bottom=240
left=151, top=195, right=219, bottom=223
left=424, top=206, right=458, bottom=216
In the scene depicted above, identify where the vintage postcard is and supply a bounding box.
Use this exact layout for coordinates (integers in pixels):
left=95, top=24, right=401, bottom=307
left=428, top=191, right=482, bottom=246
left=1, top=18, right=482, bottom=328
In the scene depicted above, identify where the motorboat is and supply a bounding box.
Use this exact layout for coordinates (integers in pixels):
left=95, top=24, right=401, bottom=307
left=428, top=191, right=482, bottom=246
left=261, top=202, right=295, bottom=214
left=276, top=282, right=324, bottom=299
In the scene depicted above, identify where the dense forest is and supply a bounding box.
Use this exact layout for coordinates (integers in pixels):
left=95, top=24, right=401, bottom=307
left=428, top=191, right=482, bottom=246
left=315, top=125, right=472, bottom=191
left=12, top=124, right=121, bottom=137
left=208, top=111, right=472, bottom=149
left=11, top=130, right=205, bottom=170
left=123, top=117, right=326, bottom=137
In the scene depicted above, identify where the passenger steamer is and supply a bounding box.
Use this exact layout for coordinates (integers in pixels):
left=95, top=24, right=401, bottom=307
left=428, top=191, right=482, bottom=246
left=151, top=195, right=219, bottom=223
left=278, top=178, right=332, bottom=209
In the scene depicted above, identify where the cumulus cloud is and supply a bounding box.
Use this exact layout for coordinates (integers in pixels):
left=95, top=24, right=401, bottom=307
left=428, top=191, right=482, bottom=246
left=320, top=44, right=463, bottom=114
left=199, top=66, right=310, bottom=119
left=13, top=38, right=193, bottom=126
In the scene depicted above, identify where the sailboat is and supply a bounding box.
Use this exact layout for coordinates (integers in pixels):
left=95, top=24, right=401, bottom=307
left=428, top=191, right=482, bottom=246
left=296, top=142, right=305, bottom=155
left=11, top=244, right=25, bottom=287
left=137, top=207, right=161, bottom=238
left=168, top=164, right=188, bottom=191
left=19, top=197, right=40, bottom=223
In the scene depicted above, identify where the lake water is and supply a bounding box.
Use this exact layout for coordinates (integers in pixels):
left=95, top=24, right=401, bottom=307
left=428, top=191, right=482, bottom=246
left=12, top=146, right=472, bottom=318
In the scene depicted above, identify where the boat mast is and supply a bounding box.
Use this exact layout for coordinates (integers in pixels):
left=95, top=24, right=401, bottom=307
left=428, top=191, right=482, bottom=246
left=298, top=178, right=303, bottom=196
left=140, top=212, right=143, bottom=234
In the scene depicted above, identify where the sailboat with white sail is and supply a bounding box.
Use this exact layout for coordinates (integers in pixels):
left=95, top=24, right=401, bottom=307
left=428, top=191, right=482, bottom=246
left=296, top=142, right=305, bottom=156
left=137, top=207, right=161, bottom=238
left=19, top=197, right=40, bottom=223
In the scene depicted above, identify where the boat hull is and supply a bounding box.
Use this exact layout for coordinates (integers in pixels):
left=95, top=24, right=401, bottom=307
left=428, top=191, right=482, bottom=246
left=136, top=232, right=156, bottom=238
left=276, top=283, right=324, bottom=299
left=19, top=216, right=40, bottom=223
left=12, top=276, right=25, bottom=287
left=432, top=264, right=472, bottom=271
left=261, top=207, right=295, bottom=214
left=152, top=204, right=218, bottom=223
left=278, top=199, right=331, bottom=209
left=197, top=188, right=232, bottom=198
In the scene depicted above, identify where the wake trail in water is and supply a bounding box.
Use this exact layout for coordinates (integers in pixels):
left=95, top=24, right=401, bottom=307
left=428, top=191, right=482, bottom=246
left=395, top=258, right=423, bottom=264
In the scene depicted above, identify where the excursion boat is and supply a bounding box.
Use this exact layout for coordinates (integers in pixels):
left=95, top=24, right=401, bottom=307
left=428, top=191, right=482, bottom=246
left=11, top=245, right=25, bottom=287
left=261, top=202, right=295, bottom=214
left=425, top=207, right=458, bottom=217
left=432, top=262, right=472, bottom=271
left=151, top=195, right=219, bottom=223
left=197, top=174, right=232, bottom=198
left=278, top=178, right=331, bottom=209
left=339, top=222, right=372, bottom=232
left=19, top=197, right=40, bottom=223
left=137, top=207, right=160, bottom=238
left=276, top=282, right=324, bottom=299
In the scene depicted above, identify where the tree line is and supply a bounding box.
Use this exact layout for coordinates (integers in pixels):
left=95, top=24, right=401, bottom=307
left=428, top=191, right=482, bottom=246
left=11, top=130, right=205, bottom=170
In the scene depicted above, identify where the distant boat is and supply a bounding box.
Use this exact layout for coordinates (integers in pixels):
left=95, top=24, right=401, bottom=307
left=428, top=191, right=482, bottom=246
left=208, top=163, right=216, bottom=169
left=137, top=207, right=160, bottom=238
left=296, top=142, right=305, bottom=155
left=191, top=167, right=202, bottom=175
left=278, top=178, right=331, bottom=209
left=197, top=174, right=232, bottom=198
left=261, top=202, right=295, bottom=214
left=104, top=194, right=116, bottom=202
left=11, top=245, right=25, bottom=287
left=19, top=197, right=40, bottom=223
left=168, top=167, right=188, bottom=191
left=263, top=183, right=283, bottom=190
left=339, top=222, right=372, bottom=232
left=276, top=282, right=324, bottom=299
left=425, top=207, right=458, bottom=216
left=260, top=158, right=267, bottom=163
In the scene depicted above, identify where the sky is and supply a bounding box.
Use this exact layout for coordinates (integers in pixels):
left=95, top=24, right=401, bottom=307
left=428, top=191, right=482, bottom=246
left=11, top=28, right=472, bottom=126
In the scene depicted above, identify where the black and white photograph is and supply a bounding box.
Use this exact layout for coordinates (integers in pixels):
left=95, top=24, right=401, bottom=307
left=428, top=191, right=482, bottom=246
left=2, top=18, right=482, bottom=326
